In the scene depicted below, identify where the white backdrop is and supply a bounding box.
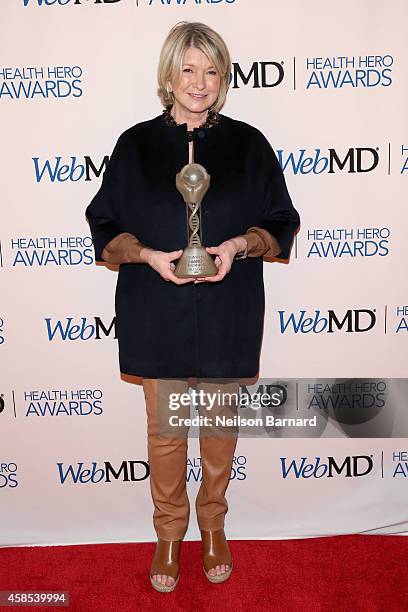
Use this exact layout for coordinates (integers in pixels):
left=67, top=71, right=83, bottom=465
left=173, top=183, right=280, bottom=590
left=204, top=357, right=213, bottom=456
left=1, top=0, right=407, bottom=546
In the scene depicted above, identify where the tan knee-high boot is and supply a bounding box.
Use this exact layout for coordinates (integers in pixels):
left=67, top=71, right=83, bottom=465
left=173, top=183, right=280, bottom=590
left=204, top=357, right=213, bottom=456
left=194, top=379, right=240, bottom=531
left=142, top=378, right=191, bottom=541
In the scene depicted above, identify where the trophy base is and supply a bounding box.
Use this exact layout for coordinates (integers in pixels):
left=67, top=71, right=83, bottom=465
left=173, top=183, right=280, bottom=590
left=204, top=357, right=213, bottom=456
left=174, top=246, right=218, bottom=278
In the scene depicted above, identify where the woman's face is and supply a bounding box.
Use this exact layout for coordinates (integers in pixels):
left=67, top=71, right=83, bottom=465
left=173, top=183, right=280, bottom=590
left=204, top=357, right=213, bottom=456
left=169, top=46, right=221, bottom=116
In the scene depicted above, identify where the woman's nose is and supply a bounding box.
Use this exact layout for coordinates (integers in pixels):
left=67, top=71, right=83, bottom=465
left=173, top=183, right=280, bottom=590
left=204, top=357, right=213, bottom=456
left=192, top=72, right=206, bottom=89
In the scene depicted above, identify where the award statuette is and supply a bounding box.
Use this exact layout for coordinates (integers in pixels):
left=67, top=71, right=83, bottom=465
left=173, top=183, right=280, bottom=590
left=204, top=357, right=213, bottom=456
left=174, top=163, right=218, bottom=278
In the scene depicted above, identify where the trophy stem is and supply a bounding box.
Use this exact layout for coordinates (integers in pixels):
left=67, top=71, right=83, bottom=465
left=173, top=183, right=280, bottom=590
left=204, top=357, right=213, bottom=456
left=188, top=202, right=202, bottom=247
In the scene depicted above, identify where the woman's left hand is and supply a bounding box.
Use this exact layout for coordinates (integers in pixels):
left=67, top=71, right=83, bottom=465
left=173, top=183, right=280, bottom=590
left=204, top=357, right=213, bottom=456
left=194, top=237, right=245, bottom=283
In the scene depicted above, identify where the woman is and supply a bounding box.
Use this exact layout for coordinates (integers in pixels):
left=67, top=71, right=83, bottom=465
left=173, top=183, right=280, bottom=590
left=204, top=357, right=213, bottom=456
left=85, top=21, right=300, bottom=592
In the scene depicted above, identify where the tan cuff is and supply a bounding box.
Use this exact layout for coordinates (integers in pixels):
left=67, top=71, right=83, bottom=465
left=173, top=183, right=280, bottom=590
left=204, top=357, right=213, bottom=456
left=101, top=232, right=147, bottom=264
left=242, top=227, right=282, bottom=258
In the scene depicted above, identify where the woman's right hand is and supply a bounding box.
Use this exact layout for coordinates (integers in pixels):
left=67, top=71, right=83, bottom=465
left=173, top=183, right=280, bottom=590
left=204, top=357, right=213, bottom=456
left=142, top=248, right=194, bottom=285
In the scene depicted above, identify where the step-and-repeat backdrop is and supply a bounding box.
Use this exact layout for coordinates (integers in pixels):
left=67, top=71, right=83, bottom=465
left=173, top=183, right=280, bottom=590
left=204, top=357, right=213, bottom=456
left=1, top=0, right=407, bottom=546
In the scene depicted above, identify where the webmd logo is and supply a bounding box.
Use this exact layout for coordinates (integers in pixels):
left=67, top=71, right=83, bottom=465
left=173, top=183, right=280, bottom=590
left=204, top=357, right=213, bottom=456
left=280, top=455, right=374, bottom=479
left=33, top=156, right=108, bottom=183
left=277, top=147, right=379, bottom=175
left=45, top=317, right=116, bottom=341
left=57, top=461, right=149, bottom=484
left=231, top=61, right=285, bottom=89
left=278, top=309, right=377, bottom=334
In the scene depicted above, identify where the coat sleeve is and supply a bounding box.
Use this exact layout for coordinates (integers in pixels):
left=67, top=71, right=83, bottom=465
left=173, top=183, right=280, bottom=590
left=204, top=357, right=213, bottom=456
left=256, top=131, right=300, bottom=260
left=85, top=134, right=125, bottom=262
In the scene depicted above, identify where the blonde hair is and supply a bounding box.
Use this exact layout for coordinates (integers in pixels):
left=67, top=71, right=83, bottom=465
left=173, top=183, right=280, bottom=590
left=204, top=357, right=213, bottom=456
left=157, top=21, right=231, bottom=113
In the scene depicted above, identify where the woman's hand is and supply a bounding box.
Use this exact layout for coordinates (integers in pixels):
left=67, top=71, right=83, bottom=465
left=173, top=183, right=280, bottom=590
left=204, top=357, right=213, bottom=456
left=142, top=248, right=194, bottom=285
left=194, top=236, right=247, bottom=284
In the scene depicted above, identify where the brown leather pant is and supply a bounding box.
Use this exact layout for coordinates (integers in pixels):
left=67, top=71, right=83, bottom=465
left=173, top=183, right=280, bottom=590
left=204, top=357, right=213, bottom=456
left=142, top=378, right=240, bottom=541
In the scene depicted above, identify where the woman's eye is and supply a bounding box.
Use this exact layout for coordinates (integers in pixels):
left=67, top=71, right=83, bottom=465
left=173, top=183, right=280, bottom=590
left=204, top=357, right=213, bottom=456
left=182, top=68, right=217, bottom=75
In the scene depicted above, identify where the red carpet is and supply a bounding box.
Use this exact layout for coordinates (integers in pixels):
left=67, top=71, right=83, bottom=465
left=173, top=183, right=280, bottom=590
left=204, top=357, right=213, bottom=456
left=0, top=535, right=407, bottom=611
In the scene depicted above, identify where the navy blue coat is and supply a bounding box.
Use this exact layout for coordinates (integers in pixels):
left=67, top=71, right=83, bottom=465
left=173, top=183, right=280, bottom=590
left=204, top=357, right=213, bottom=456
left=85, top=111, right=300, bottom=378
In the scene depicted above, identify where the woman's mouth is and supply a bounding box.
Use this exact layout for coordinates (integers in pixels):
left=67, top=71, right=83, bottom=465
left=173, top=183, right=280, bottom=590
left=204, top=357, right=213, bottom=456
left=189, top=93, right=207, bottom=99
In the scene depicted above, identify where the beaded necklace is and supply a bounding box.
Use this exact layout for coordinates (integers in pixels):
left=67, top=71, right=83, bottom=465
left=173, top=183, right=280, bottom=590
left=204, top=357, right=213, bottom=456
left=162, top=105, right=220, bottom=141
